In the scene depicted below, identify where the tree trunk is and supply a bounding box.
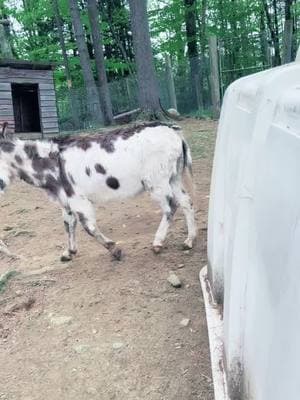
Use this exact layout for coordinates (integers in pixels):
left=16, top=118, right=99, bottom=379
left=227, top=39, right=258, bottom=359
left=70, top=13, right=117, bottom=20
left=68, top=0, right=103, bottom=124
left=282, top=0, right=293, bottom=64
left=128, top=0, right=161, bottom=117
left=184, top=0, right=203, bottom=109
left=263, top=0, right=281, bottom=66
left=0, top=20, right=13, bottom=58
left=87, top=0, right=114, bottom=125
left=52, top=0, right=80, bottom=129
left=259, top=8, right=270, bottom=67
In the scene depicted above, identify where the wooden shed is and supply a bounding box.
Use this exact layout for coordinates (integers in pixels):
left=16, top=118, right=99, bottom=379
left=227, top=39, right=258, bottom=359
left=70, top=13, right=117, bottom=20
left=0, top=59, right=59, bottom=137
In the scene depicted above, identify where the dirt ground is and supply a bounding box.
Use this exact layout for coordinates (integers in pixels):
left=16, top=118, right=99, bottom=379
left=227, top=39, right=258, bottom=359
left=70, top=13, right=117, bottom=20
left=0, top=119, right=217, bottom=400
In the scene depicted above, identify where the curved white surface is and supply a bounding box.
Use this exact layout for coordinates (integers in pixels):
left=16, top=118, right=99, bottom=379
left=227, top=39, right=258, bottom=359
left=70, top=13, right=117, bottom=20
left=207, top=61, right=300, bottom=399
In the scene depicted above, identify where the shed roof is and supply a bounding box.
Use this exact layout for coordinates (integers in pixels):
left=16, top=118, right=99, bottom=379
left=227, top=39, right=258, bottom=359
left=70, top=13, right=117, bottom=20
left=0, top=59, right=55, bottom=70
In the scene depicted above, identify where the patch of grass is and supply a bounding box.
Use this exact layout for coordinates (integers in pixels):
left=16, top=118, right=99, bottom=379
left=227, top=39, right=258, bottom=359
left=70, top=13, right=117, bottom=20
left=188, top=109, right=214, bottom=120
left=0, top=270, right=19, bottom=294
left=186, top=129, right=216, bottom=160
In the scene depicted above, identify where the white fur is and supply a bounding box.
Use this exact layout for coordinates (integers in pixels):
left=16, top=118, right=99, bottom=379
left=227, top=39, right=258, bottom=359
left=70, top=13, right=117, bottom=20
left=0, top=125, right=197, bottom=260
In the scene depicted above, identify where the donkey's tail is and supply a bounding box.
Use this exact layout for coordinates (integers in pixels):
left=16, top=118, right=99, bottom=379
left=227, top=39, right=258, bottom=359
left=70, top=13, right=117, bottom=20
left=182, top=139, right=193, bottom=177
left=181, top=138, right=195, bottom=200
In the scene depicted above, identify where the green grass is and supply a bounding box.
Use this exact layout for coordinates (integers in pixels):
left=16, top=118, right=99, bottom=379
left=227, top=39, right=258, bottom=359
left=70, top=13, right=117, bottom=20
left=187, top=109, right=214, bottom=120
left=186, top=128, right=216, bottom=160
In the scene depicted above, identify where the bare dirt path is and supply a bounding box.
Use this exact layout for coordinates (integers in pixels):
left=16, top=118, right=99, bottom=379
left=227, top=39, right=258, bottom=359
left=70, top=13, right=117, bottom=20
left=0, top=119, right=216, bottom=400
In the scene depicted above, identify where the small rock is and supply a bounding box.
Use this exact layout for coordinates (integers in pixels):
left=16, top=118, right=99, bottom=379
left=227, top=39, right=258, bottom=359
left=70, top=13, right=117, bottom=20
left=3, top=226, right=13, bottom=231
left=178, top=264, right=185, bottom=269
left=86, top=387, right=97, bottom=395
left=12, top=230, right=35, bottom=238
left=73, top=344, right=90, bottom=354
left=180, top=318, right=190, bottom=327
left=112, top=342, right=124, bottom=350
left=92, top=329, right=98, bottom=334
left=167, top=272, right=182, bottom=288
left=49, top=315, right=73, bottom=326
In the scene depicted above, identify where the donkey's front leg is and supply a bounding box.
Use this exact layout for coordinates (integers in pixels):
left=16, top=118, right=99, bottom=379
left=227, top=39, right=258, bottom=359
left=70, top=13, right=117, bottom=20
left=61, top=209, right=78, bottom=262
left=70, top=197, right=123, bottom=261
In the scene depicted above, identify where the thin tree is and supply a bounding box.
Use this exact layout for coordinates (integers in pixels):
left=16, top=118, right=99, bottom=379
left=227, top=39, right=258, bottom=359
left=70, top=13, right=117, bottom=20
left=259, top=8, right=270, bottom=67
left=87, top=0, right=114, bottom=125
left=282, top=0, right=293, bottom=63
left=0, top=19, right=13, bottom=58
left=52, top=0, right=80, bottom=129
left=263, top=0, right=281, bottom=66
left=128, top=0, right=161, bottom=118
left=68, top=0, right=103, bottom=124
left=184, top=0, right=203, bottom=109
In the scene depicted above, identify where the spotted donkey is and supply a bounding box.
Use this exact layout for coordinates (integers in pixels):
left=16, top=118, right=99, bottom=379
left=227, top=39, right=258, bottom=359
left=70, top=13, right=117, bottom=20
left=0, top=121, right=197, bottom=261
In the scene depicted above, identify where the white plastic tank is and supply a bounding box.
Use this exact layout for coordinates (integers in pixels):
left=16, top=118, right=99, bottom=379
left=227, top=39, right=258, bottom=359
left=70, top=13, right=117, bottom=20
left=207, top=59, right=300, bottom=399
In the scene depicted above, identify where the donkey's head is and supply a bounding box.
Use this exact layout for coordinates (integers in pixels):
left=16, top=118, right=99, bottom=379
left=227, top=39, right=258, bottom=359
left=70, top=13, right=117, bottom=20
left=0, top=122, right=16, bottom=194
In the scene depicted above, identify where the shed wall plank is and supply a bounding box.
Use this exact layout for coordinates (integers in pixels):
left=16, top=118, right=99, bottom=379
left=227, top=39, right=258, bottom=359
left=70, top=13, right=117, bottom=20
left=40, top=106, right=57, bottom=113
left=39, top=94, right=56, bottom=102
left=0, top=109, right=14, bottom=117
left=0, top=104, right=14, bottom=111
left=42, top=123, right=59, bottom=129
left=0, top=68, right=53, bottom=80
left=41, top=111, right=58, bottom=118
left=0, top=78, right=54, bottom=85
left=43, top=129, right=59, bottom=134
left=0, top=99, right=13, bottom=105
left=0, top=92, right=13, bottom=100
left=39, top=83, right=55, bottom=90
left=0, top=83, right=11, bottom=91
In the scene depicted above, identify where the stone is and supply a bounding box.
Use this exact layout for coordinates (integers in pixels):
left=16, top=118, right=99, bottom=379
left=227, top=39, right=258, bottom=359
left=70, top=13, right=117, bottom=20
left=49, top=315, right=73, bottom=326
left=180, top=318, right=190, bottom=327
left=73, top=344, right=90, bottom=354
left=112, top=342, right=124, bottom=350
left=167, top=272, right=182, bottom=288
left=3, top=226, right=13, bottom=231
left=86, top=387, right=97, bottom=395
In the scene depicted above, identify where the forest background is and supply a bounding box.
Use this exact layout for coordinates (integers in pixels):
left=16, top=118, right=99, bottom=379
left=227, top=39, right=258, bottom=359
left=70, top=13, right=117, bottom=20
left=0, top=0, right=298, bottom=129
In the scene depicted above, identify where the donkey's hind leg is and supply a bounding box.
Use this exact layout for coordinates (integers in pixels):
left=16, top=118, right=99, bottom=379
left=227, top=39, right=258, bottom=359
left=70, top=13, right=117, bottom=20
left=171, top=180, right=197, bottom=249
left=150, top=184, right=178, bottom=253
left=61, top=209, right=78, bottom=262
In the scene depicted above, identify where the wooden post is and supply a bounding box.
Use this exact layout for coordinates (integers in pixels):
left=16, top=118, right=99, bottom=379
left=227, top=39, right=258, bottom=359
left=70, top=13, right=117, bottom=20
left=125, top=78, right=133, bottom=109
left=165, top=53, right=178, bottom=111
left=209, top=36, right=221, bottom=118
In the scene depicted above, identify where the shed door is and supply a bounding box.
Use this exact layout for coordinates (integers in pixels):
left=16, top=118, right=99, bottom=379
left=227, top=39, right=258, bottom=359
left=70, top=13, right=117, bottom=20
left=11, top=83, right=41, bottom=133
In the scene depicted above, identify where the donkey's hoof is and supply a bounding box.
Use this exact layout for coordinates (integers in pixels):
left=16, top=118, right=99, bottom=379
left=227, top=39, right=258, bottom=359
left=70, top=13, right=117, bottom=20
left=60, top=252, right=72, bottom=262
left=112, top=247, right=123, bottom=261
left=153, top=245, right=163, bottom=254
left=183, top=238, right=193, bottom=250
left=106, top=240, right=116, bottom=250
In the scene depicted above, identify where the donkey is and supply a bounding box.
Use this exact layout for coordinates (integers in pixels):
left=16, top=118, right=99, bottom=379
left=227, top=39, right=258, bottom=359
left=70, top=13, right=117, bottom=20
left=0, top=121, right=197, bottom=261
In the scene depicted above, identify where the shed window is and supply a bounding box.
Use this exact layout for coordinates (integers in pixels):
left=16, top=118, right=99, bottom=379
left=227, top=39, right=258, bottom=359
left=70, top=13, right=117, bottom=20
left=12, top=83, right=41, bottom=133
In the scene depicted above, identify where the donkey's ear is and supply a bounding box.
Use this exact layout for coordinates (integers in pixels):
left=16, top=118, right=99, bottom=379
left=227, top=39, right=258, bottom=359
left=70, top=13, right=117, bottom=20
left=0, top=122, right=8, bottom=139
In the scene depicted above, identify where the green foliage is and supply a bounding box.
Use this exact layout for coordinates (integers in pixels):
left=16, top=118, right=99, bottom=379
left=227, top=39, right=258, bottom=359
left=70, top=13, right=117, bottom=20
left=1, top=0, right=299, bottom=117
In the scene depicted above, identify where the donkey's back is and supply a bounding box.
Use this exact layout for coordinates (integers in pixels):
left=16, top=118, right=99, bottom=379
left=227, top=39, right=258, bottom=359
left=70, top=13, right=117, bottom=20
left=58, top=122, right=185, bottom=202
